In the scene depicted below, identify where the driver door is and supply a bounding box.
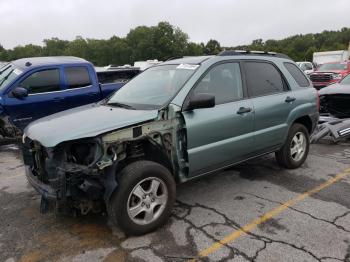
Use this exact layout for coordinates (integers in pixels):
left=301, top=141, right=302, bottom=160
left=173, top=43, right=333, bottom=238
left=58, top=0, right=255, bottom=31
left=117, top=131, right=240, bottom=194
left=5, top=68, right=66, bottom=130
left=182, top=62, right=255, bottom=177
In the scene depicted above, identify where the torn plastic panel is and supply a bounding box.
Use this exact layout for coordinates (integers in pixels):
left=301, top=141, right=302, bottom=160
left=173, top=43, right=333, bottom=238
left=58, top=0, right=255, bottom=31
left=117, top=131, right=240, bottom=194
left=311, top=116, right=350, bottom=143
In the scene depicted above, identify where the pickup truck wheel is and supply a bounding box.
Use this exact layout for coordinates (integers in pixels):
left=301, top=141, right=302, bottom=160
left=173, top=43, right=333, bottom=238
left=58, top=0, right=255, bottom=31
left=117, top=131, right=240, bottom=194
left=108, top=160, right=176, bottom=235
left=275, top=123, right=309, bottom=169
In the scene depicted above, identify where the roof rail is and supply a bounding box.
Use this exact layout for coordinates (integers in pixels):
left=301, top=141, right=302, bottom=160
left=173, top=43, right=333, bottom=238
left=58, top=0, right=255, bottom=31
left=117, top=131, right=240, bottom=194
left=218, top=50, right=291, bottom=60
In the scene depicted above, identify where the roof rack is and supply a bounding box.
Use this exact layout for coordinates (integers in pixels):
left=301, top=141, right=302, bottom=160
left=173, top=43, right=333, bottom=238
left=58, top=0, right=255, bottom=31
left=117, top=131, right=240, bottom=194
left=218, top=50, right=291, bottom=60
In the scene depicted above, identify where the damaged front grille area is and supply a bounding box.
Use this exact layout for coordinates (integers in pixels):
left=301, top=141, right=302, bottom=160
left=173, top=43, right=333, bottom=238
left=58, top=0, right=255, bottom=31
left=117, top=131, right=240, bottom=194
left=23, top=137, right=108, bottom=215
left=320, top=94, right=350, bottom=118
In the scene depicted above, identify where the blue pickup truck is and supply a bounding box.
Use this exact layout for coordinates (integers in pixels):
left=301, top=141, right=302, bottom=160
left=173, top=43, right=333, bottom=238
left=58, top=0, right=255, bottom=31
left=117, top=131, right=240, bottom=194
left=0, top=56, right=140, bottom=142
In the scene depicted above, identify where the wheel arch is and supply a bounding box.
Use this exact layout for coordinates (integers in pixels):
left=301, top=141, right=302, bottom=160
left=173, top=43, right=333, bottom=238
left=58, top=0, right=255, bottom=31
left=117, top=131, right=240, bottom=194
left=115, top=138, right=175, bottom=182
left=293, top=115, right=313, bottom=134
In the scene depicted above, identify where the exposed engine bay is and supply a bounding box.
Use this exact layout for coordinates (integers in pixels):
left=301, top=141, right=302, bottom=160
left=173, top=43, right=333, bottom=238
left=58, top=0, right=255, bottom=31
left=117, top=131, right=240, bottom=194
left=312, top=83, right=350, bottom=143
left=23, top=107, right=188, bottom=216
left=320, top=94, right=350, bottom=119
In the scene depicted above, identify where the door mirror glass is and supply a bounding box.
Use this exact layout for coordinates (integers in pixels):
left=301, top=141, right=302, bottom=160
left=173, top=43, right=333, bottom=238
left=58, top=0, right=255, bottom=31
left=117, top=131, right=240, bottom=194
left=12, top=87, right=28, bottom=99
left=187, top=93, right=215, bottom=110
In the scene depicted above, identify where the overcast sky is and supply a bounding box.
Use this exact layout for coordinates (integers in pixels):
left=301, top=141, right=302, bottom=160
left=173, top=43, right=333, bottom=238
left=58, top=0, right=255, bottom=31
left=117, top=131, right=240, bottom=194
left=1, top=0, right=349, bottom=49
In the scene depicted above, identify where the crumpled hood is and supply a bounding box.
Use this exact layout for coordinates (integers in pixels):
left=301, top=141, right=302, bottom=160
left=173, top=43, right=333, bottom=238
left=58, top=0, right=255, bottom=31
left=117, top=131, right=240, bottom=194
left=25, top=103, right=159, bottom=147
left=319, top=83, right=350, bottom=96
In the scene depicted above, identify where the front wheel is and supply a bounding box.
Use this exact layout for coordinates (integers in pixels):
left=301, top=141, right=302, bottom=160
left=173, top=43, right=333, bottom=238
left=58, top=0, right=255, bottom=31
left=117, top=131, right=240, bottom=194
left=275, top=123, right=310, bottom=169
left=108, top=160, right=176, bottom=235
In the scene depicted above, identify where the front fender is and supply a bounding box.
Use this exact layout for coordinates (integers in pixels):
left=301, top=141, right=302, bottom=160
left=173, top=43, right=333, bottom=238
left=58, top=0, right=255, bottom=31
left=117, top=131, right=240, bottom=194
left=102, top=162, right=119, bottom=203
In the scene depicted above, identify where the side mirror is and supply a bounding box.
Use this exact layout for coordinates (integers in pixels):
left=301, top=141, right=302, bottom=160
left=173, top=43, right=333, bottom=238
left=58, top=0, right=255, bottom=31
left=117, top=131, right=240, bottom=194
left=12, top=87, right=28, bottom=99
left=187, top=93, right=215, bottom=111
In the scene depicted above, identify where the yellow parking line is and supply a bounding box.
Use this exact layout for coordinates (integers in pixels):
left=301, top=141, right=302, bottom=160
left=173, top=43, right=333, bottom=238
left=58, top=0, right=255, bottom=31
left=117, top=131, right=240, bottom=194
left=188, top=168, right=350, bottom=261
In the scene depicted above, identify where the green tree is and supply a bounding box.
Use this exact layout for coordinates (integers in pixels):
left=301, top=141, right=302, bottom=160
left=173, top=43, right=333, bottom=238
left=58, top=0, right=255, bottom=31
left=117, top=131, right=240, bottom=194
left=205, top=39, right=221, bottom=55
left=1, top=24, right=349, bottom=65
left=43, top=38, right=69, bottom=56
left=0, top=44, right=8, bottom=61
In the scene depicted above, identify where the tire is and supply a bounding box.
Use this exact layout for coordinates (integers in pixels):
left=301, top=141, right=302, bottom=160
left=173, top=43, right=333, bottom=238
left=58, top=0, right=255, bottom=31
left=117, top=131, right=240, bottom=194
left=275, top=123, right=310, bottom=169
left=108, top=160, right=176, bottom=235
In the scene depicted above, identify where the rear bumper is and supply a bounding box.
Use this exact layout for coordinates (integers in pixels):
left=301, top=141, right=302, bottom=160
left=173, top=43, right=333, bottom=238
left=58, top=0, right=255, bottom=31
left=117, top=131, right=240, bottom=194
left=25, top=165, right=57, bottom=200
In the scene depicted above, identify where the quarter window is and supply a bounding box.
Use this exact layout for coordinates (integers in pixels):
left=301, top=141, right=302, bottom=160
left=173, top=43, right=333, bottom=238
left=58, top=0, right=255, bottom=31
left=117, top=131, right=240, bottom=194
left=284, top=62, right=310, bottom=87
left=194, top=63, right=243, bottom=104
left=65, top=67, right=91, bottom=89
left=20, top=69, right=60, bottom=94
left=244, top=62, right=285, bottom=97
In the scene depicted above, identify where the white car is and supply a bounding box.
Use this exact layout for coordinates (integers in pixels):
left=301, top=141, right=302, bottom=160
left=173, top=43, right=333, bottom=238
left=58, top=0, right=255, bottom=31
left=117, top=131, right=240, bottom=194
left=296, top=62, right=315, bottom=75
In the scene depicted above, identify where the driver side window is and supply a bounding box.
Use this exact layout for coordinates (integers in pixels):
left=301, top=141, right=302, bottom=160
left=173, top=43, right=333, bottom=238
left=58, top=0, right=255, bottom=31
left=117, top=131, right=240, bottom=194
left=20, top=69, right=61, bottom=94
left=194, top=62, right=243, bottom=104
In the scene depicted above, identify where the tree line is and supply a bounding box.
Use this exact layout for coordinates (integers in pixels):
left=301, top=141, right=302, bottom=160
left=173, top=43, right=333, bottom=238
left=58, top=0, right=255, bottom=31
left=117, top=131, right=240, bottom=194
left=0, top=22, right=349, bottom=66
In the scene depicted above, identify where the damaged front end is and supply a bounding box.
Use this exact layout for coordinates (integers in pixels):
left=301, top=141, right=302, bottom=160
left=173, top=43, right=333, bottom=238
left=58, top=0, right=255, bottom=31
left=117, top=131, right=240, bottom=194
left=23, top=137, right=109, bottom=215
left=320, top=94, right=350, bottom=119
left=312, top=84, right=350, bottom=143
left=23, top=106, right=187, bottom=216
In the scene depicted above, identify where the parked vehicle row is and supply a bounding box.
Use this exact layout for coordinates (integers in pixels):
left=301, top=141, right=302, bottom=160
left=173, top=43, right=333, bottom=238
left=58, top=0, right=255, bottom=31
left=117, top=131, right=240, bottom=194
left=296, top=47, right=350, bottom=90
left=0, top=57, right=140, bottom=142
left=22, top=51, right=319, bottom=235
left=309, top=60, right=350, bottom=89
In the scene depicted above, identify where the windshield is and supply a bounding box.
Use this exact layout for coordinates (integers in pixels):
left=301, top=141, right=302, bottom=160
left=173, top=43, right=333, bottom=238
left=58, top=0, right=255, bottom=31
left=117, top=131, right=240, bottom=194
left=340, top=74, right=350, bottom=85
left=318, top=63, right=348, bottom=71
left=107, top=64, right=198, bottom=110
left=0, top=65, right=22, bottom=91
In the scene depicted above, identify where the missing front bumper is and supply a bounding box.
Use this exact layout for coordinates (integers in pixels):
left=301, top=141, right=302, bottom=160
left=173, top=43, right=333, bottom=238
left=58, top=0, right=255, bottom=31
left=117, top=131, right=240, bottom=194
left=25, top=165, right=57, bottom=200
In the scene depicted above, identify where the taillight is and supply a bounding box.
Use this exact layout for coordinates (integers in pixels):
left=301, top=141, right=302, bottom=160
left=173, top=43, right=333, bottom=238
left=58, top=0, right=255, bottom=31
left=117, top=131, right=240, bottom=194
left=316, top=91, right=320, bottom=112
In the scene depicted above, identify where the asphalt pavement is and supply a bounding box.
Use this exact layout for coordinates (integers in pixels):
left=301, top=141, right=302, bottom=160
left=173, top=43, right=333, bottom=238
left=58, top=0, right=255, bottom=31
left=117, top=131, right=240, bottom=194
left=0, top=140, right=349, bottom=262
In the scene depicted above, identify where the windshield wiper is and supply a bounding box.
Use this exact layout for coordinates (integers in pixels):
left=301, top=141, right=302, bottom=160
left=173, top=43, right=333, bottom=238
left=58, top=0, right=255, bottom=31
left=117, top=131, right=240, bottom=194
left=107, top=102, right=135, bottom=110
left=0, top=69, right=13, bottom=87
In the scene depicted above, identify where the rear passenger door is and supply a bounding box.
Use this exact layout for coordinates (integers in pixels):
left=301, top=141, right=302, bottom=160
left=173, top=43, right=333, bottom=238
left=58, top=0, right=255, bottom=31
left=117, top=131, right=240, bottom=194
left=62, top=66, right=102, bottom=110
left=183, top=62, right=255, bottom=177
left=243, top=61, right=296, bottom=153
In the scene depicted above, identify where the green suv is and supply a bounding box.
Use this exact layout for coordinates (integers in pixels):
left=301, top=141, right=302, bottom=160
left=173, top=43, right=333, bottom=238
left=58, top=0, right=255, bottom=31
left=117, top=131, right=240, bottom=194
left=23, top=51, right=319, bottom=235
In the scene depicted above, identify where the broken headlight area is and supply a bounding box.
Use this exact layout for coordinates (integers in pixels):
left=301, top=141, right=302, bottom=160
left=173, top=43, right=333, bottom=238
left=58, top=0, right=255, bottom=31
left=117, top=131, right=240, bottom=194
left=24, top=137, right=109, bottom=216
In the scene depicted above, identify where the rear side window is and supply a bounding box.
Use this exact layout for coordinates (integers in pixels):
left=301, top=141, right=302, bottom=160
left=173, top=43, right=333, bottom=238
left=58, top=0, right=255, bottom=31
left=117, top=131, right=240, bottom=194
left=20, top=69, right=60, bottom=94
left=284, top=62, right=310, bottom=87
left=65, top=67, right=91, bottom=89
left=244, top=62, right=285, bottom=97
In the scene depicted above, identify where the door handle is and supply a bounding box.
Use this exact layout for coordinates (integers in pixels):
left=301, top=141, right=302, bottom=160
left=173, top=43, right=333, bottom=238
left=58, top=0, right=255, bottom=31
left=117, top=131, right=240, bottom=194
left=237, top=107, right=252, bottom=115
left=285, top=96, right=296, bottom=103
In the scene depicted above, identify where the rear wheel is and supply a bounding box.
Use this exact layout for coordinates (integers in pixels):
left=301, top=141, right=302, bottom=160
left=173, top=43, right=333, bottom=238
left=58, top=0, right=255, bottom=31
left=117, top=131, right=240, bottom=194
left=275, top=123, right=309, bottom=169
left=109, top=160, right=176, bottom=235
